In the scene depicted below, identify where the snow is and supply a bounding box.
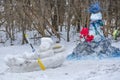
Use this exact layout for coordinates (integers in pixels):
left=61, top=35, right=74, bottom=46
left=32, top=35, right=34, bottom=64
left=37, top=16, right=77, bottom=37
left=0, top=41, right=120, bottom=80
left=4, top=38, right=66, bottom=72
left=90, top=12, right=102, bottom=21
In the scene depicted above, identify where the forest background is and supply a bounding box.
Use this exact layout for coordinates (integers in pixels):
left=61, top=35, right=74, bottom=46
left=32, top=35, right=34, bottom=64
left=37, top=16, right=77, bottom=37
left=0, top=0, right=120, bottom=45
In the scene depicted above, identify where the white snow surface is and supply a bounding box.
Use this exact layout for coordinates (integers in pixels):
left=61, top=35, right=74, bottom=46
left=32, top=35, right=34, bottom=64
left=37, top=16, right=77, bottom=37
left=0, top=41, right=120, bottom=80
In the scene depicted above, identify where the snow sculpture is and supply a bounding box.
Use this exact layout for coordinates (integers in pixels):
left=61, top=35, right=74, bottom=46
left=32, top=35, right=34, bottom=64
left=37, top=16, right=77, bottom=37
left=90, top=12, right=102, bottom=21
left=67, top=39, right=120, bottom=60
left=5, top=37, right=65, bottom=72
left=88, top=2, right=104, bottom=42
left=39, top=37, right=54, bottom=51
left=67, top=2, right=120, bottom=60
left=90, top=12, right=104, bottom=42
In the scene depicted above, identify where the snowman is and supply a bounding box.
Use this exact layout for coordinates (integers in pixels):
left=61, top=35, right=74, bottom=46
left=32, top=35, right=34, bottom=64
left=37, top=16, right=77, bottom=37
left=89, top=2, right=104, bottom=42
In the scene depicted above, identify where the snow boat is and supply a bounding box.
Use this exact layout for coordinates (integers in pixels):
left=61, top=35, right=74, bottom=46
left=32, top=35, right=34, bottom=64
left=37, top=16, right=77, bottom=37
left=4, top=38, right=65, bottom=72
left=5, top=52, right=65, bottom=72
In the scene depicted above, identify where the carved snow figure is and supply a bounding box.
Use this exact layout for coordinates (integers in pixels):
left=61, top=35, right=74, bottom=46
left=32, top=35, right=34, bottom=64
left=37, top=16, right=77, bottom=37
left=90, top=12, right=104, bottom=42
left=67, top=2, right=120, bottom=60
left=5, top=37, right=65, bottom=72
left=88, top=2, right=104, bottom=42
left=67, top=39, right=120, bottom=60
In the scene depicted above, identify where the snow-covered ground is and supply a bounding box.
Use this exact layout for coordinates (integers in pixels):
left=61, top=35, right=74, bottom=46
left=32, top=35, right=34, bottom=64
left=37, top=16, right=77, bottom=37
left=0, top=40, right=120, bottom=80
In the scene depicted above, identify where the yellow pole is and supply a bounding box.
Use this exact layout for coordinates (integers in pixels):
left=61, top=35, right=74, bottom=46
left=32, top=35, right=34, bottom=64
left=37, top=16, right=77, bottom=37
left=25, top=34, right=46, bottom=70
left=37, top=58, right=46, bottom=70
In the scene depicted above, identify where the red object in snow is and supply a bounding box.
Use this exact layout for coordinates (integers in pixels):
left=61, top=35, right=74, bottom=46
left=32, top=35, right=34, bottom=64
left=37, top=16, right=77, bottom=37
left=80, top=27, right=89, bottom=37
left=80, top=27, right=94, bottom=42
left=86, top=35, right=94, bottom=42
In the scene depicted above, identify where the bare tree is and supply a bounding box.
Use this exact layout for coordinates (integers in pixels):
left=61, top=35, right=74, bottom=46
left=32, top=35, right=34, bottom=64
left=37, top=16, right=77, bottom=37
left=1, top=0, right=120, bottom=45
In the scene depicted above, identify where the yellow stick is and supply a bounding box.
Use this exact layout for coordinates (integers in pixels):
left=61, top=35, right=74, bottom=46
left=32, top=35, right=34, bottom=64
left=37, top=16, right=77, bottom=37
left=25, top=34, right=46, bottom=70
left=37, top=58, right=46, bottom=70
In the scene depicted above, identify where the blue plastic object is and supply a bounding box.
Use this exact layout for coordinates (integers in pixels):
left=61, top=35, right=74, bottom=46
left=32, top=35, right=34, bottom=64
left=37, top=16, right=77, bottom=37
left=89, top=2, right=101, bottom=13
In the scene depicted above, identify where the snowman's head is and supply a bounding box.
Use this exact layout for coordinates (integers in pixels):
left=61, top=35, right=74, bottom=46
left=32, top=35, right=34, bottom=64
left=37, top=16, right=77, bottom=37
left=39, top=37, right=54, bottom=51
